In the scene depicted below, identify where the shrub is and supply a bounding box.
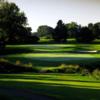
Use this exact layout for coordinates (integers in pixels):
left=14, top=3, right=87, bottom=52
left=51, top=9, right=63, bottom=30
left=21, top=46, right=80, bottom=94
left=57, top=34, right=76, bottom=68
left=0, top=58, right=8, bottom=62
left=57, top=64, right=67, bottom=73
left=39, top=68, right=56, bottom=73
left=80, top=69, right=90, bottom=76
left=65, top=65, right=80, bottom=73
left=56, top=64, right=80, bottom=73
left=16, top=60, right=21, bottom=65
left=0, top=60, right=35, bottom=73
left=92, top=69, right=100, bottom=80
left=23, top=62, right=33, bottom=68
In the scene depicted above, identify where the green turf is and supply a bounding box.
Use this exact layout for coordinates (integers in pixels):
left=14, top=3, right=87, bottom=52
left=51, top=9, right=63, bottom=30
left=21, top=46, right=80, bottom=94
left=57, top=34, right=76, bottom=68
left=1, top=44, right=100, bottom=67
left=0, top=44, right=100, bottom=100
left=6, top=44, right=100, bottom=52
left=0, top=73, right=100, bottom=100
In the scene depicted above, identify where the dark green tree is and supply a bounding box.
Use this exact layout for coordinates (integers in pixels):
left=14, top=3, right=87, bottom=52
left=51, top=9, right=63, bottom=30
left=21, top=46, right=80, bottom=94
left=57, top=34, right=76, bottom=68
left=0, top=28, right=7, bottom=49
left=66, top=22, right=79, bottom=38
left=75, top=27, right=95, bottom=43
left=0, top=1, right=31, bottom=43
left=52, top=20, right=67, bottom=43
left=93, top=22, right=100, bottom=39
left=37, top=25, right=54, bottom=39
left=88, top=23, right=94, bottom=31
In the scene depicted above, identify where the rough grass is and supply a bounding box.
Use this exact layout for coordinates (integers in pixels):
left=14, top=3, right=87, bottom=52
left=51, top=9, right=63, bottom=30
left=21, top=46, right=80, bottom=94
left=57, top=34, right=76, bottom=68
left=0, top=73, right=100, bottom=100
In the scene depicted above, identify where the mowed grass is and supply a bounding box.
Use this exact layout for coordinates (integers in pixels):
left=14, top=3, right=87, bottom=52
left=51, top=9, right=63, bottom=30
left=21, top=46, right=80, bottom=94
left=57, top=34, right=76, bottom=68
left=0, top=44, right=100, bottom=100
left=1, top=44, right=100, bottom=67
left=0, top=73, right=100, bottom=100
left=6, top=44, right=100, bottom=53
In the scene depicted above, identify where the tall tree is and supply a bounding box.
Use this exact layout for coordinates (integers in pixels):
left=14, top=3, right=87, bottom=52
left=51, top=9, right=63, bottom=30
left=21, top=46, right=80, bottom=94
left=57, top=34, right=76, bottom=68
left=66, top=22, right=79, bottom=38
left=0, top=1, right=31, bottom=43
left=93, top=22, right=100, bottom=39
left=52, top=20, right=67, bottom=42
left=75, top=27, right=95, bottom=43
left=0, top=28, right=6, bottom=49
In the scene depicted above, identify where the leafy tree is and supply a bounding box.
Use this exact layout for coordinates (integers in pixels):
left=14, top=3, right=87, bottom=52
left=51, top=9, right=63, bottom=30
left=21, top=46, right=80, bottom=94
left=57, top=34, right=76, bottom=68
left=93, top=22, right=100, bottom=39
left=66, top=22, right=79, bottom=38
left=0, top=1, right=31, bottom=43
left=0, top=29, right=6, bottom=49
left=15, top=26, right=32, bottom=43
left=75, top=27, right=95, bottom=43
left=88, top=23, right=94, bottom=31
left=29, top=35, right=40, bottom=43
left=52, top=20, right=67, bottom=43
left=37, top=25, right=54, bottom=39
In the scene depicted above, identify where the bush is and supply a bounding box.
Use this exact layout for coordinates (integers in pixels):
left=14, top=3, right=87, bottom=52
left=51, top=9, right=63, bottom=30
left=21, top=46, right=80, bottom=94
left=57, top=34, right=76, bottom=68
left=0, top=58, right=9, bottom=62
left=39, top=68, right=56, bottom=73
left=16, top=60, right=21, bottom=65
left=56, top=64, right=80, bottom=73
left=80, top=69, right=90, bottom=76
left=0, top=60, right=39, bottom=73
left=92, top=69, right=100, bottom=80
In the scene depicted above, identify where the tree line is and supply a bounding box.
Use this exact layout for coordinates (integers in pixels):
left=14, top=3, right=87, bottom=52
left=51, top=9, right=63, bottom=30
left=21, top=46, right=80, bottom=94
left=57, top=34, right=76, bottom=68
left=37, top=20, right=100, bottom=43
left=0, top=0, right=100, bottom=50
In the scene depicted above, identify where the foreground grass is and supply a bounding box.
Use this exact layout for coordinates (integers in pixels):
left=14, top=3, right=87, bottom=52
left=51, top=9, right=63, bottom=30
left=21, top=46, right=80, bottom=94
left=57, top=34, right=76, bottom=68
left=0, top=43, right=100, bottom=99
left=0, top=73, right=100, bottom=100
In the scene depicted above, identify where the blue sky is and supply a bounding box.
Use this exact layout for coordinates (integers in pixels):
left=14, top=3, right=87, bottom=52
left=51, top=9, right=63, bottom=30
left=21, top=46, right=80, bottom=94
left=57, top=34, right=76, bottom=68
left=8, top=0, right=100, bottom=32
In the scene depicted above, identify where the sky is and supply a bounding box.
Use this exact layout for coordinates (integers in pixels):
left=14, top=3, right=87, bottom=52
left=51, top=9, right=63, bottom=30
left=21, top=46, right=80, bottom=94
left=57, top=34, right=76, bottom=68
left=8, top=0, right=100, bottom=32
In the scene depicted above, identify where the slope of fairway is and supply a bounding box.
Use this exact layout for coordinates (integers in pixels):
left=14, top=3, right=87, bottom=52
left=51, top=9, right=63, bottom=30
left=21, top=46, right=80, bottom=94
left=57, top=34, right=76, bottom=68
left=5, top=53, right=100, bottom=62
left=0, top=44, right=100, bottom=100
left=0, top=73, right=100, bottom=100
left=1, top=44, right=100, bottom=67
left=6, top=44, right=100, bottom=53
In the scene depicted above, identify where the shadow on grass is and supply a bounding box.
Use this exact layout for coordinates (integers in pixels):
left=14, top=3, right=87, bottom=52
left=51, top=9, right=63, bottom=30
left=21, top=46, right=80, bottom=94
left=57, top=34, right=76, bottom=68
left=0, top=47, right=34, bottom=55
left=0, top=78, right=100, bottom=100
left=0, top=74, right=100, bottom=84
left=3, top=56, right=100, bottom=67
left=1, top=44, right=100, bottom=55
left=0, top=44, right=100, bottom=57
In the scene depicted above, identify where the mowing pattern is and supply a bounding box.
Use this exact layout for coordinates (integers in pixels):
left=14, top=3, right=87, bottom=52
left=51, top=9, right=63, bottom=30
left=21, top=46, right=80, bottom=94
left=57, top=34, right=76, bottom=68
left=2, top=44, right=100, bottom=67
left=0, top=73, right=100, bottom=100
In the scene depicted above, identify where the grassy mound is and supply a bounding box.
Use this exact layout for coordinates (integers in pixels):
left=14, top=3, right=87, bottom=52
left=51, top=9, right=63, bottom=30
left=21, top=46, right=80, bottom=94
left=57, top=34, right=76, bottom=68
left=0, top=61, right=38, bottom=73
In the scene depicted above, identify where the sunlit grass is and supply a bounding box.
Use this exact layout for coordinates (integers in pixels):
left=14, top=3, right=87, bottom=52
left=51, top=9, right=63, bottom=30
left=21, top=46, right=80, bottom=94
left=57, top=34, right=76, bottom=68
left=1, top=44, right=100, bottom=67
left=0, top=73, right=100, bottom=100
left=0, top=44, right=100, bottom=100
left=7, top=53, right=95, bottom=57
left=6, top=44, right=100, bottom=52
left=0, top=73, right=100, bottom=89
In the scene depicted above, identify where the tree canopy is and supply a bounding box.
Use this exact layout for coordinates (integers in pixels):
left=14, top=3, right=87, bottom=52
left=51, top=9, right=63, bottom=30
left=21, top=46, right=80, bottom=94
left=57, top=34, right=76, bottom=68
left=52, top=20, right=68, bottom=43
left=0, top=1, right=31, bottom=43
left=37, top=25, right=54, bottom=39
left=0, top=0, right=100, bottom=44
left=75, top=27, right=95, bottom=43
